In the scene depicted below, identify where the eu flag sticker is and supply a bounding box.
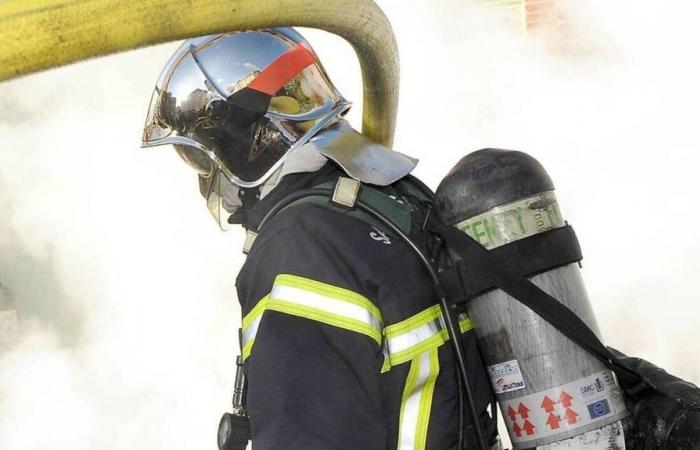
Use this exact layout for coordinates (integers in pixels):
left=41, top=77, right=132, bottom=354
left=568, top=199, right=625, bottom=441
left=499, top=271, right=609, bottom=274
left=587, top=399, right=611, bottom=419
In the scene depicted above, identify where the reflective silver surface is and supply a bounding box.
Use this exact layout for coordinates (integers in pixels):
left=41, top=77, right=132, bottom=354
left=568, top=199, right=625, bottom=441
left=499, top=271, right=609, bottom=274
left=142, top=28, right=349, bottom=188
left=311, top=120, right=418, bottom=186
left=199, top=168, right=242, bottom=231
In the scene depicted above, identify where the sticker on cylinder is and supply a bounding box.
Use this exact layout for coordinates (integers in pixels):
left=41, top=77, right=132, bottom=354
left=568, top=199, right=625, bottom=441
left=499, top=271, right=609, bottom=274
left=455, top=191, right=563, bottom=250
left=500, top=371, right=627, bottom=448
left=487, top=359, right=526, bottom=394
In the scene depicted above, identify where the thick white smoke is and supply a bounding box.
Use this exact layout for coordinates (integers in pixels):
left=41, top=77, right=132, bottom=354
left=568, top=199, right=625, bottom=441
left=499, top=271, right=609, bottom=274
left=1, top=0, right=698, bottom=448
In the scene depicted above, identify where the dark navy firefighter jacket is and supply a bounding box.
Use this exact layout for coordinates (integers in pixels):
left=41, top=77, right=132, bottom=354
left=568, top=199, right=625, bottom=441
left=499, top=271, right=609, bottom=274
left=236, top=164, right=495, bottom=450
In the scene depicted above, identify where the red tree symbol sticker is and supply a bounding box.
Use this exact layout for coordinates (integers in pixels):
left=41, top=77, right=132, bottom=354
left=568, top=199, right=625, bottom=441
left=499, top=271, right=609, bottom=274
left=559, top=391, right=574, bottom=408
left=564, top=407, right=580, bottom=425
left=541, top=390, right=579, bottom=430
left=541, top=396, right=556, bottom=413
left=546, top=412, right=560, bottom=430
left=509, top=402, right=536, bottom=437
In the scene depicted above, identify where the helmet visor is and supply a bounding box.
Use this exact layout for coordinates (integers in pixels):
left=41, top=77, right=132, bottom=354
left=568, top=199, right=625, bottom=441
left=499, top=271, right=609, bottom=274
left=199, top=169, right=243, bottom=231
left=174, top=144, right=214, bottom=176
left=141, top=45, right=292, bottom=187
left=142, top=32, right=349, bottom=188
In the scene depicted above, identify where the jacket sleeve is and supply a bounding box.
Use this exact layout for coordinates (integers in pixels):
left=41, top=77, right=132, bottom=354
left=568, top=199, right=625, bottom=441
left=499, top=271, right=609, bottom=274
left=236, top=209, right=388, bottom=450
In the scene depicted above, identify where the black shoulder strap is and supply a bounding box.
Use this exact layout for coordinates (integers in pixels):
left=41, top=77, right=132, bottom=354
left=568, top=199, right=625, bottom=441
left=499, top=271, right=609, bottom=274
left=426, top=215, right=656, bottom=400
left=257, top=177, right=415, bottom=236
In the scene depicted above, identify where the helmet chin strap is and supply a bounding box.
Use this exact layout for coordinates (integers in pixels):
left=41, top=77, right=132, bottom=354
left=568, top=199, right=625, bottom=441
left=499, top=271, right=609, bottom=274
left=228, top=187, right=261, bottom=226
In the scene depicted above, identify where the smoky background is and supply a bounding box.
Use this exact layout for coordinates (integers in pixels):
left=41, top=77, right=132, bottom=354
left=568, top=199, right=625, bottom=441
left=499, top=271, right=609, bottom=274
left=1, top=0, right=698, bottom=448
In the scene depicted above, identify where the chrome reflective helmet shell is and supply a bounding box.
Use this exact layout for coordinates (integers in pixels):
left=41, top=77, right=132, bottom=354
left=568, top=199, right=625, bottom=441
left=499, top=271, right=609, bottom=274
left=142, top=28, right=350, bottom=188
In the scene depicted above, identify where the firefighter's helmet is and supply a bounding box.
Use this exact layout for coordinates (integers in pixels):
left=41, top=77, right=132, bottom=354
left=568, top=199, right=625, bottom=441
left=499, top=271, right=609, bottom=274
left=142, top=28, right=350, bottom=188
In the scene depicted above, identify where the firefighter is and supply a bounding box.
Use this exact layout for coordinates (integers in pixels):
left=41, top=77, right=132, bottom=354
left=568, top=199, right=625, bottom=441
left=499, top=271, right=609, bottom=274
left=142, top=28, right=700, bottom=450
left=142, top=28, right=499, bottom=449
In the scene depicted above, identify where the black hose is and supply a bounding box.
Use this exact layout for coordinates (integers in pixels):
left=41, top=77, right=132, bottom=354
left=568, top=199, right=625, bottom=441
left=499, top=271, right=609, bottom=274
left=259, top=188, right=332, bottom=228
left=357, top=201, right=489, bottom=450
left=456, top=361, right=465, bottom=448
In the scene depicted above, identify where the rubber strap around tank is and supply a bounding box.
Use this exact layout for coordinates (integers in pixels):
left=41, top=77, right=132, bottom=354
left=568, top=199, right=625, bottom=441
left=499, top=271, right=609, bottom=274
left=427, top=215, right=657, bottom=404
left=440, top=225, right=582, bottom=302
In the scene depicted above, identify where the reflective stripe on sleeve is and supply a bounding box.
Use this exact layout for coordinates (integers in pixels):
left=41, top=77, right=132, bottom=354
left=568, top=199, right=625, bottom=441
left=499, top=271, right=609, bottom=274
left=241, top=295, right=269, bottom=360
left=397, top=347, right=440, bottom=450
left=241, top=274, right=383, bottom=360
left=383, top=306, right=472, bottom=368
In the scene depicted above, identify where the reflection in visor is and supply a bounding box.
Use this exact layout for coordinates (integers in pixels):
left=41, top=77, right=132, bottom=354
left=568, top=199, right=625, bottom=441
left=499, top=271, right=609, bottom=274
left=174, top=144, right=214, bottom=176
left=142, top=30, right=350, bottom=188
left=199, top=169, right=243, bottom=231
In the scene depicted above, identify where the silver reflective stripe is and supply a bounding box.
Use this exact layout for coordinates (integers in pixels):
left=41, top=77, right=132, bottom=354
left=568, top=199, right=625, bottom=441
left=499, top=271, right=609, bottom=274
left=387, top=316, right=443, bottom=356
left=241, top=295, right=269, bottom=360
left=270, top=284, right=383, bottom=333
left=384, top=306, right=472, bottom=368
left=397, top=348, right=440, bottom=450
left=241, top=275, right=383, bottom=361
left=399, top=352, right=431, bottom=449
left=242, top=314, right=262, bottom=350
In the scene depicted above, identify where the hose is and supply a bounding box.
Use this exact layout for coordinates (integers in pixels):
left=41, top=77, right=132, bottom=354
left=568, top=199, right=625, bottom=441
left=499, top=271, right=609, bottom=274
left=0, top=0, right=399, bottom=147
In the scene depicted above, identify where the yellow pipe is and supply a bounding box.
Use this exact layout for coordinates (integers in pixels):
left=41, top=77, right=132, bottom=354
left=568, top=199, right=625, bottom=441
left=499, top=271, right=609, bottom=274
left=0, top=0, right=399, bottom=146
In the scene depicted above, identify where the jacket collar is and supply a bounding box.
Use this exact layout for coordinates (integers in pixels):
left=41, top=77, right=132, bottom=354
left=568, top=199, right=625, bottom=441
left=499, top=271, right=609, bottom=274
left=243, top=163, right=341, bottom=231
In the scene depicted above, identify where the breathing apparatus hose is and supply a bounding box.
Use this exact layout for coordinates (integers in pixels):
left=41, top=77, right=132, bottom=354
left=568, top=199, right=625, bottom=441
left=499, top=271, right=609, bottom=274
left=259, top=187, right=491, bottom=450
left=0, top=0, right=399, bottom=147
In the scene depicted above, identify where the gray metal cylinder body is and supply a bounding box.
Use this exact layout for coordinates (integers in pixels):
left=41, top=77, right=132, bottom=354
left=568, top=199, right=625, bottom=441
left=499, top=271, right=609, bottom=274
left=435, top=149, right=627, bottom=449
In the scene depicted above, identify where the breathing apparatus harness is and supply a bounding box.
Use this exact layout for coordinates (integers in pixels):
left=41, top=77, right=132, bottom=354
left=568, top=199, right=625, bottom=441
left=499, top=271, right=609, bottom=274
left=219, top=173, right=688, bottom=450
left=219, top=174, right=499, bottom=450
left=257, top=175, right=498, bottom=450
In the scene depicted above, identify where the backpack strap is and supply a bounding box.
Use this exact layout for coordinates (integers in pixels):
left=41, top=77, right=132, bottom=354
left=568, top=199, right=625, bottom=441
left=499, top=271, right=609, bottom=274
left=331, top=177, right=361, bottom=207
left=426, top=214, right=657, bottom=402
left=242, top=230, right=258, bottom=255
left=256, top=177, right=414, bottom=237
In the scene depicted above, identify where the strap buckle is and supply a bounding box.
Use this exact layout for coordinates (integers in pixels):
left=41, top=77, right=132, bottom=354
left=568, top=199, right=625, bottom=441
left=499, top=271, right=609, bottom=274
left=242, top=229, right=258, bottom=254
left=332, top=177, right=361, bottom=208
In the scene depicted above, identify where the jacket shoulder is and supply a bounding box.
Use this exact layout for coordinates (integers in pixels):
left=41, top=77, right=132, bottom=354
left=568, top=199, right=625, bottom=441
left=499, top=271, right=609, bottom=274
left=238, top=203, right=381, bottom=310
left=239, top=202, right=436, bottom=327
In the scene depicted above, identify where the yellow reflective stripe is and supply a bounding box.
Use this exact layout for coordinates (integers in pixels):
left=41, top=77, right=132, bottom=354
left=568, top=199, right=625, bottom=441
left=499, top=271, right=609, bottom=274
left=274, top=274, right=382, bottom=322
left=385, top=305, right=445, bottom=366
left=241, top=295, right=269, bottom=360
left=243, top=295, right=269, bottom=329
left=416, top=349, right=440, bottom=449
left=398, top=355, right=420, bottom=449
left=385, top=305, right=442, bottom=336
left=241, top=275, right=383, bottom=361
left=242, top=338, right=255, bottom=361
left=381, top=358, right=392, bottom=374
left=381, top=345, right=392, bottom=374
left=397, top=348, right=440, bottom=450
left=389, top=328, right=447, bottom=366
left=384, top=307, right=473, bottom=368
left=458, top=314, right=473, bottom=333
left=265, top=300, right=382, bottom=344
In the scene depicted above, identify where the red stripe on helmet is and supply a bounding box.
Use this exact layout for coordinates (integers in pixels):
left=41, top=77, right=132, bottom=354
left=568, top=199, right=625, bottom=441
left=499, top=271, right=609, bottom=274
left=247, top=44, right=317, bottom=96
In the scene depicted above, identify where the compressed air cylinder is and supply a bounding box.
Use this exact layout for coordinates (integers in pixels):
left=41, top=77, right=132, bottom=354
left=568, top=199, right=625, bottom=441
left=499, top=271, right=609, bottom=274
left=435, top=149, right=627, bottom=449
